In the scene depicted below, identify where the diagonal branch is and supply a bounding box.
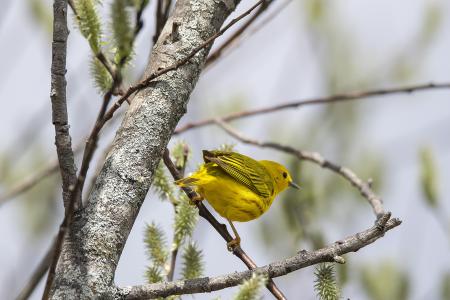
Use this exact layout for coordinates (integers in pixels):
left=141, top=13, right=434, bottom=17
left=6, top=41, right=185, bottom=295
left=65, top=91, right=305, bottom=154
left=162, top=150, right=287, bottom=299
left=174, top=82, right=450, bottom=134
left=215, top=119, right=385, bottom=218
left=121, top=213, right=401, bottom=299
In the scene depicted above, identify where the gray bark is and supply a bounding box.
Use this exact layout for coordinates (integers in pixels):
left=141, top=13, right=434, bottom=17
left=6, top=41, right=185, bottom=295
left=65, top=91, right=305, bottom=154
left=50, top=0, right=239, bottom=298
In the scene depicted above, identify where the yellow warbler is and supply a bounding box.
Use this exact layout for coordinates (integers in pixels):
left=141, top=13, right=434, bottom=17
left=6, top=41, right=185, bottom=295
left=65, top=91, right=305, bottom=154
left=176, top=150, right=299, bottom=248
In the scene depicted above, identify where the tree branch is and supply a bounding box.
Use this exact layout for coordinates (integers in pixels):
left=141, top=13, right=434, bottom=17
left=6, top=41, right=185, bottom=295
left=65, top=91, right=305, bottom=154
left=205, top=0, right=273, bottom=67
left=215, top=119, right=386, bottom=218
left=43, top=0, right=77, bottom=297
left=174, top=82, right=450, bottom=134
left=162, top=150, right=287, bottom=299
left=50, top=0, right=78, bottom=210
left=205, top=0, right=293, bottom=70
left=121, top=213, right=401, bottom=299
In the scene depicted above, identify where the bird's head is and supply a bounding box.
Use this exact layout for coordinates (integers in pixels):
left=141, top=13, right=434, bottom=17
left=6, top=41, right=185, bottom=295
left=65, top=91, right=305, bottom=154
left=259, top=160, right=300, bottom=194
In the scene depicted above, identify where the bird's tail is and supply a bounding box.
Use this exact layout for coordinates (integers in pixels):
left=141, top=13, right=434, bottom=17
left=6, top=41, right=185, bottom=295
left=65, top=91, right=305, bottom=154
left=175, top=177, right=199, bottom=187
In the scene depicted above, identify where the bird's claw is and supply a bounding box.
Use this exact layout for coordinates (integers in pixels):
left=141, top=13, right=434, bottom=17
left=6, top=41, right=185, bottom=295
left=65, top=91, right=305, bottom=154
left=189, top=194, right=203, bottom=205
left=227, top=237, right=241, bottom=251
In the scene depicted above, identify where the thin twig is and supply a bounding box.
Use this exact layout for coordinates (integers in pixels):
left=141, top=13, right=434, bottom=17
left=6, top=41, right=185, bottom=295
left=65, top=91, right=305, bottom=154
left=215, top=119, right=386, bottom=218
left=205, top=0, right=272, bottom=67
left=175, top=82, right=450, bottom=134
left=166, top=249, right=178, bottom=282
left=96, top=52, right=118, bottom=83
left=205, top=0, right=293, bottom=70
left=84, top=140, right=114, bottom=203
left=43, top=0, right=75, bottom=297
left=78, top=91, right=113, bottom=195
left=162, top=149, right=287, bottom=300
left=122, top=213, right=401, bottom=299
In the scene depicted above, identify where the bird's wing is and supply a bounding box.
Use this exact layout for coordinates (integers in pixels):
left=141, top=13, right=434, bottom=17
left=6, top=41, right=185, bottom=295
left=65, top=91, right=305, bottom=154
left=202, top=150, right=273, bottom=198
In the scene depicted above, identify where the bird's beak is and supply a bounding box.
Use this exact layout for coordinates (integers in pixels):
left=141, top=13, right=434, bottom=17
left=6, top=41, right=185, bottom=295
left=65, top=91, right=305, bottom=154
left=289, top=181, right=301, bottom=190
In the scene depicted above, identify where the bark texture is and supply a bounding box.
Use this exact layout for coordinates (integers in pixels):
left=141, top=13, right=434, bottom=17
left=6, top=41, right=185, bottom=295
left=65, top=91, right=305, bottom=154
left=50, top=0, right=239, bottom=298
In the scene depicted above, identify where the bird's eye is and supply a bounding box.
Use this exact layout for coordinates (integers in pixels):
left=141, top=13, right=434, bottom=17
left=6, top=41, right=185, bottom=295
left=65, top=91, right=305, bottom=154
left=282, top=172, right=287, bottom=179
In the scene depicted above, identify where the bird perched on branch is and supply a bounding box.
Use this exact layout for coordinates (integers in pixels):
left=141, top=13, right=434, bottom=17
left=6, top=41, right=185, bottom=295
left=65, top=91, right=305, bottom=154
left=176, top=150, right=300, bottom=249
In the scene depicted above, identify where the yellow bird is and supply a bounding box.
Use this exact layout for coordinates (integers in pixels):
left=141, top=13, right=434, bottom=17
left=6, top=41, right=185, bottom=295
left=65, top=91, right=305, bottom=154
left=176, top=150, right=300, bottom=249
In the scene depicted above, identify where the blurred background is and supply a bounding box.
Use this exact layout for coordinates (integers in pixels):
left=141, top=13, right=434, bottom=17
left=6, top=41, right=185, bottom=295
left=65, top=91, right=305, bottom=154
left=0, top=0, right=449, bottom=299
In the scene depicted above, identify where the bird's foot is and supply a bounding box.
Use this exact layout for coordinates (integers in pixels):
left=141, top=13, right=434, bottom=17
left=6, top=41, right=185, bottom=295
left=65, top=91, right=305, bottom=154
left=227, top=236, right=241, bottom=252
left=189, top=194, right=203, bottom=205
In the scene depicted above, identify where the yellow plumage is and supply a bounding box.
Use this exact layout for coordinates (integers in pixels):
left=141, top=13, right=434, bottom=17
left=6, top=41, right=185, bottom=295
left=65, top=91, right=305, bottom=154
left=176, top=150, right=299, bottom=248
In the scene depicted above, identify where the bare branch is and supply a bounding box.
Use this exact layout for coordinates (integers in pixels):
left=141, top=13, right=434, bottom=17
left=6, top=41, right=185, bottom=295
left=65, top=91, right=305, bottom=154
left=121, top=213, right=401, bottom=299
left=205, top=0, right=273, bottom=67
left=215, top=119, right=386, bottom=218
left=44, top=0, right=76, bottom=297
left=166, top=249, right=178, bottom=282
left=174, top=82, right=450, bottom=134
left=162, top=150, right=287, bottom=299
left=205, top=0, right=293, bottom=70
left=50, top=0, right=78, bottom=209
